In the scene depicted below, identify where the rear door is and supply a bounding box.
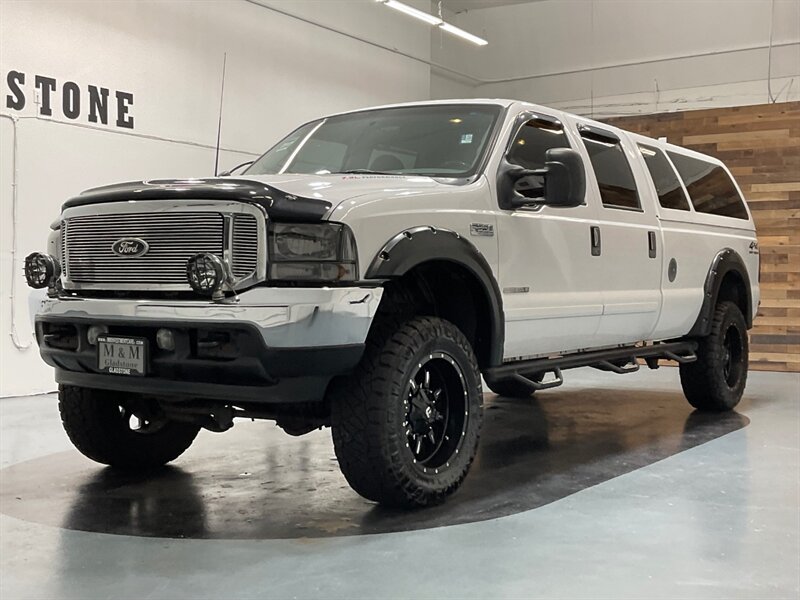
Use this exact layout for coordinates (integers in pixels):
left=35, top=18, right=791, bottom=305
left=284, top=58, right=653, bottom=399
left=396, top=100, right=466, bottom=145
left=633, top=141, right=702, bottom=340
left=565, top=118, right=663, bottom=346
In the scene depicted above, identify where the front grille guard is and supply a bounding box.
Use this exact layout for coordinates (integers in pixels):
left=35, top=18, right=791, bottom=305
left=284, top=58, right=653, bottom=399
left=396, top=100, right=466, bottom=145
left=58, top=199, right=267, bottom=293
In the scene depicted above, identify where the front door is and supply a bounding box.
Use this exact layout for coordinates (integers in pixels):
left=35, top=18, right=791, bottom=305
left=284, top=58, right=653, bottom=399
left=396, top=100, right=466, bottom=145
left=497, top=113, right=604, bottom=359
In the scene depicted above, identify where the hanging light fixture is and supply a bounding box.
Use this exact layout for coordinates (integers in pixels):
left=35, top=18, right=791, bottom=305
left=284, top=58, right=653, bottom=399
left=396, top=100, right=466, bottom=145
left=375, top=0, right=488, bottom=46
left=439, top=22, right=488, bottom=46
left=382, top=0, right=443, bottom=25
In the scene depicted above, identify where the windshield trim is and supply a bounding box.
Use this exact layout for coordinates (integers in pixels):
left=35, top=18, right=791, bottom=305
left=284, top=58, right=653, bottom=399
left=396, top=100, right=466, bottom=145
left=243, top=103, right=507, bottom=181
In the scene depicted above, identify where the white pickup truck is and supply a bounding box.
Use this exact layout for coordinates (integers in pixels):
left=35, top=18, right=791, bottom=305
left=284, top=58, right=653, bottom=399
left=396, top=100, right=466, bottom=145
left=26, top=99, right=759, bottom=507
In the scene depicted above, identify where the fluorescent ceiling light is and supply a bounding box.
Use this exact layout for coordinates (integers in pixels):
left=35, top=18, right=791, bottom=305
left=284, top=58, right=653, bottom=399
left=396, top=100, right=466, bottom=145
left=376, top=0, right=488, bottom=46
left=439, top=22, right=488, bottom=46
left=382, top=0, right=442, bottom=26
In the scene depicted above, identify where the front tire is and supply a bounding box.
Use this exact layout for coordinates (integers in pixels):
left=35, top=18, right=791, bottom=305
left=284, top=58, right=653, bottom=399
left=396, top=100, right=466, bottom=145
left=679, top=301, right=749, bottom=412
left=330, top=317, right=483, bottom=508
left=58, top=385, right=200, bottom=470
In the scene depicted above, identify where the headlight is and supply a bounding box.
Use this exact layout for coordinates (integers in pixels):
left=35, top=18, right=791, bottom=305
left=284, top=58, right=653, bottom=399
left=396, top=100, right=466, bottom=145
left=268, top=222, right=358, bottom=282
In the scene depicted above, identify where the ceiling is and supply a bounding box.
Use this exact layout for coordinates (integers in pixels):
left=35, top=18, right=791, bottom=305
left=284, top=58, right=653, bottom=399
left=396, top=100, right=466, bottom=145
left=441, top=0, right=544, bottom=14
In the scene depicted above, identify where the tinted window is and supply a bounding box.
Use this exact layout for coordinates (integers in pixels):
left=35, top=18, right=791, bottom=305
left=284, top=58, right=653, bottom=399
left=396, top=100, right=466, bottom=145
left=638, top=145, right=690, bottom=210
left=668, top=152, right=748, bottom=219
left=581, top=133, right=640, bottom=210
left=246, top=104, right=502, bottom=178
left=507, top=118, right=569, bottom=170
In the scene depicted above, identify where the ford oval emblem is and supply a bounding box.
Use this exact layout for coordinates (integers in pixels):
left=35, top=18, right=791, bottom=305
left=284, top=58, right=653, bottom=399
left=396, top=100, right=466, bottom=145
left=112, top=238, right=149, bottom=257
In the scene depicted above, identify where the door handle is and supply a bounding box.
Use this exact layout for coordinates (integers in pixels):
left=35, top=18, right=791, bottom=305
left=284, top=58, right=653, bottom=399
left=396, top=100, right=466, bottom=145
left=590, top=226, right=601, bottom=256
left=648, top=231, right=657, bottom=259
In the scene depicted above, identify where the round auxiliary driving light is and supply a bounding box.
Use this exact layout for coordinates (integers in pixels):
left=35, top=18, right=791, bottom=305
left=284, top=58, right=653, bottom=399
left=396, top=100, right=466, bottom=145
left=24, top=253, right=60, bottom=289
left=87, top=324, right=109, bottom=346
left=156, top=328, right=176, bottom=351
left=186, top=253, right=226, bottom=296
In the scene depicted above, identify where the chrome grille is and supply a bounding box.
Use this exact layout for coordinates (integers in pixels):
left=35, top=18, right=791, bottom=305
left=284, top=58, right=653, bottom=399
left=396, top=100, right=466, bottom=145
left=231, top=214, right=258, bottom=278
left=64, top=212, right=225, bottom=286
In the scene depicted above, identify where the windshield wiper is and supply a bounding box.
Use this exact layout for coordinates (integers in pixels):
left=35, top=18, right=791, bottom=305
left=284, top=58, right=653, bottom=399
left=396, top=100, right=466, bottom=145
left=336, top=169, right=399, bottom=175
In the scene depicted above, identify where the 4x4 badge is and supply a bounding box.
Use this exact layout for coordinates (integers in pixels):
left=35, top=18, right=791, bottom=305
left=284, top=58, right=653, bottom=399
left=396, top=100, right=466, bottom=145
left=112, top=238, right=149, bottom=257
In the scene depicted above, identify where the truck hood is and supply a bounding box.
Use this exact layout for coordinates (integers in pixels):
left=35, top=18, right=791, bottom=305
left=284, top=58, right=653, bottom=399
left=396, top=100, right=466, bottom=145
left=63, top=174, right=448, bottom=222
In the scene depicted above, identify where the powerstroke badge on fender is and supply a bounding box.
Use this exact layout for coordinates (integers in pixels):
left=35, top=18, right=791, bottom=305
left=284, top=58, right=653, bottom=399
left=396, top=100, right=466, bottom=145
left=470, top=223, right=494, bottom=237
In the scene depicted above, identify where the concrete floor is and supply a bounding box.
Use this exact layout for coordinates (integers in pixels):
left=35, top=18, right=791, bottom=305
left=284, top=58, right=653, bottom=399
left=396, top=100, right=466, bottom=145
left=1, top=368, right=798, bottom=599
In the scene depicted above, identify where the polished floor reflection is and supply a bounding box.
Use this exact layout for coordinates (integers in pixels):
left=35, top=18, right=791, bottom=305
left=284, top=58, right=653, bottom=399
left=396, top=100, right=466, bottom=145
left=1, top=369, right=798, bottom=600
left=1, top=385, right=747, bottom=539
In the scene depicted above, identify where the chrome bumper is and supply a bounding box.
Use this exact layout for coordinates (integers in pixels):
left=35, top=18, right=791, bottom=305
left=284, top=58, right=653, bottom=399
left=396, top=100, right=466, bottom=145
left=37, top=286, right=383, bottom=348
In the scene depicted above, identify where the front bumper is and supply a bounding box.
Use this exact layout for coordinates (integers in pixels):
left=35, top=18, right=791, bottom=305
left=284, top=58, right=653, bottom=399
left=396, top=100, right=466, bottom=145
left=35, top=286, right=383, bottom=403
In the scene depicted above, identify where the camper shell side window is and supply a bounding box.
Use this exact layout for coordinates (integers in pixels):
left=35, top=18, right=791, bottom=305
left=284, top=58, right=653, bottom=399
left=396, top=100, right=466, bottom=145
left=667, top=152, right=749, bottom=220
left=638, top=145, right=692, bottom=211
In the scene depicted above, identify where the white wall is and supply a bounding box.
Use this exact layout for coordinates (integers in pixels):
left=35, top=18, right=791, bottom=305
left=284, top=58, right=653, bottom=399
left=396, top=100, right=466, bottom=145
left=431, top=0, right=800, bottom=116
left=0, top=0, right=432, bottom=397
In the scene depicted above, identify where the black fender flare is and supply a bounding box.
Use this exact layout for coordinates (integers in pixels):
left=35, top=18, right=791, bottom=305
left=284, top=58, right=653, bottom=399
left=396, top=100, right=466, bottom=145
left=366, top=226, right=504, bottom=367
left=688, top=248, right=753, bottom=336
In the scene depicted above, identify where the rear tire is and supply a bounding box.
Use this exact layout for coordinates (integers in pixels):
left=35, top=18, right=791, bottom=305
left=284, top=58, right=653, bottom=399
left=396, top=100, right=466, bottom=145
left=58, top=385, right=200, bottom=470
left=679, top=301, right=749, bottom=412
left=330, top=316, right=483, bottom=508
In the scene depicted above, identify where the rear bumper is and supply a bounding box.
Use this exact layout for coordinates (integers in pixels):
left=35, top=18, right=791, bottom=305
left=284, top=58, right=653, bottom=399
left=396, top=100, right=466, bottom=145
left=35, top=286, right=383, bottom=403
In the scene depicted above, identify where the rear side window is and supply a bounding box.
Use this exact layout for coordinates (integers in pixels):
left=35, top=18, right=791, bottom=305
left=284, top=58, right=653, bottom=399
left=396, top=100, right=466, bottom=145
left=638, top=145, right=691, bottom=211
left=580, top=128, right=640, bottom=210
left=667, top=152, right=748, bottom=219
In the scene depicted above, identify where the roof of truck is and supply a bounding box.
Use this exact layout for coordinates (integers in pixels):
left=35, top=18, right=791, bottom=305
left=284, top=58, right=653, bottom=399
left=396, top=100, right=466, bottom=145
left=323, top=99, right=728, bottom=168
left=326, top=98, right=515, bottom=117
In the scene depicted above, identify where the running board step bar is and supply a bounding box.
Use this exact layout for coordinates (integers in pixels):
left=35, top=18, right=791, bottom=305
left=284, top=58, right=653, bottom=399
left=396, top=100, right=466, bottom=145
left=485, top=341, right=698, bottom=391
left=511, top=369, right=564, bottom=391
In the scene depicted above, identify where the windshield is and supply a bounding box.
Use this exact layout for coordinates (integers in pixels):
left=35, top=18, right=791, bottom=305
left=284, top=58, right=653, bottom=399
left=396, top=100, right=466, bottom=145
left=244, top=104, right=502, bottom=178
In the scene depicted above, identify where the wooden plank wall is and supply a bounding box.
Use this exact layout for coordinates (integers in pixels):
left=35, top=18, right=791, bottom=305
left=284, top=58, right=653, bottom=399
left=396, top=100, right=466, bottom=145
left=605, top=102, right=800, bottom=372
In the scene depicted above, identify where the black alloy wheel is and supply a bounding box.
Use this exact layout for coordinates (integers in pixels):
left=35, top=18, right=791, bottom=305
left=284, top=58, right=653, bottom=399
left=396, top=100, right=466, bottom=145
left=118, top=401, right=169, bottom=435
left=721, top=323, right=745, bottom=388
left=680, top=301, right=749, bottom=412
left=404, top=351, right=469, bottom=472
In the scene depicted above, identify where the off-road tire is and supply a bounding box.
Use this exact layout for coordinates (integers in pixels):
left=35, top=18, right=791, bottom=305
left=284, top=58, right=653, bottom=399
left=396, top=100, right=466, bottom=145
left=680, top=301, right=749, bottom=412
left=330, top=316, right=483, bottom=508
left=58, top=385, right=200, bottom=469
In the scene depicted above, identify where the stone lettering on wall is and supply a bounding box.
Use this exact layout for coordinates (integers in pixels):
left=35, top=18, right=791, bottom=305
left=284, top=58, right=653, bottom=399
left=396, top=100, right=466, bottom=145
left=4, top=70, right=134, bottom=129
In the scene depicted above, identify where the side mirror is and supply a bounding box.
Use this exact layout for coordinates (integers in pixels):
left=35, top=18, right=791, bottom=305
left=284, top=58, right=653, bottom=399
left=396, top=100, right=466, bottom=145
left=499, top=148, right=586, bottom=210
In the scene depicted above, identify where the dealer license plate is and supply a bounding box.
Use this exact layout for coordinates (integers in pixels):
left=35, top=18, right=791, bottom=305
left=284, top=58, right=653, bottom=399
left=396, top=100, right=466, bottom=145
left=97, top=335, right=147, bottom=376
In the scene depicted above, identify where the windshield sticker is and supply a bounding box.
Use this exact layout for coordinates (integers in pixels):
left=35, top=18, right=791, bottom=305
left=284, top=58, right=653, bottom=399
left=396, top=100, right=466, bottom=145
left=460, top=134, right=473, bottom=144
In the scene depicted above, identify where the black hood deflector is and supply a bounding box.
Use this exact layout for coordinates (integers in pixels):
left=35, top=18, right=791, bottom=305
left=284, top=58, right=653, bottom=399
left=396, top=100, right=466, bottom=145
left=62, top=178, right=333, bottom=222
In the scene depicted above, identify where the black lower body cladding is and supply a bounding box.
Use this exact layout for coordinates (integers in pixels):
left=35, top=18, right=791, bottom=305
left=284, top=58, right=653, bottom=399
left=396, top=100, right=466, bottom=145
left=37, top=317, right=364, bottom=404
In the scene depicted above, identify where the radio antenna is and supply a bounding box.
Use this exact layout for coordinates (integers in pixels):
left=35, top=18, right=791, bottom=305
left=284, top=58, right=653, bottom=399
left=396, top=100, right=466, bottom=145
left=213, top=52, right=227, bottom=177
